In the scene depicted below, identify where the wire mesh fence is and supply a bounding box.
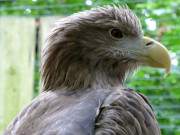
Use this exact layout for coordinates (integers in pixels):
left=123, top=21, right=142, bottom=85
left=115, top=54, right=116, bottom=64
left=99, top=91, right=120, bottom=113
left=0, top=0, right=180, bottom=134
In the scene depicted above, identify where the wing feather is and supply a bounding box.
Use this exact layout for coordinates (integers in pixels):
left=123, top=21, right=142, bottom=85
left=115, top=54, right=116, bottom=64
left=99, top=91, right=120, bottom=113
left=95, top=89, right=160, bottom=135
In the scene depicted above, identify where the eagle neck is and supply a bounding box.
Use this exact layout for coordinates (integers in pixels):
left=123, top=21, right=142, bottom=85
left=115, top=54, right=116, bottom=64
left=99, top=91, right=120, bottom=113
left=41, top=41, right=135, bottom=91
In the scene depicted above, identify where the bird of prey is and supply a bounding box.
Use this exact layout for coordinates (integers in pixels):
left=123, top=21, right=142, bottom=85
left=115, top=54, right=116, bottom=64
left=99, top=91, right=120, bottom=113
left=4, top=6, right=171, bottom=135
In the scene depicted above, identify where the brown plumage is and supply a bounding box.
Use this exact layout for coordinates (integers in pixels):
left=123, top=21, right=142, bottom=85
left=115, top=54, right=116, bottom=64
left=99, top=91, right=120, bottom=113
left=4, top=5, right=171, bottom=135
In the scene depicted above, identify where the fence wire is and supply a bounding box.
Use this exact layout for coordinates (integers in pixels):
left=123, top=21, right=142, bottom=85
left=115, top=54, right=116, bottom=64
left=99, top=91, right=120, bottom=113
left=0, top=0, right=180, bottom=134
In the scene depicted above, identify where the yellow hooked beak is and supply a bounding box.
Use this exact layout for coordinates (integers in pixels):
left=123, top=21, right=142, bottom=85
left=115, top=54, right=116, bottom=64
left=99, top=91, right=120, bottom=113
left=141, top=36, right=171, bottom=74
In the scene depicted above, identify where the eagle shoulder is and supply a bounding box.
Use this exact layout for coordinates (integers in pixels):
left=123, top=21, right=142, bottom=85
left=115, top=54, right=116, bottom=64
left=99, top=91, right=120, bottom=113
left=95, top=89, right=161, bottom=135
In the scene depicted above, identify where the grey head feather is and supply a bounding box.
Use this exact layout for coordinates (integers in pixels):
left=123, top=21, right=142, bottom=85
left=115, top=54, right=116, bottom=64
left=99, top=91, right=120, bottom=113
left=41, top=5, right=142, bottom=91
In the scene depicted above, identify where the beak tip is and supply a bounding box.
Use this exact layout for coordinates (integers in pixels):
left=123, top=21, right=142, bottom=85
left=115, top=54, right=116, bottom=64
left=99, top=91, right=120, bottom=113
left=143, top=36, right=171, bottom=76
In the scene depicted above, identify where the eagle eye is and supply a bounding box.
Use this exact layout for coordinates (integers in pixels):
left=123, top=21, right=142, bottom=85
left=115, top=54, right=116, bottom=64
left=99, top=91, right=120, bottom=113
left=109, top=28, right=123, bottom=39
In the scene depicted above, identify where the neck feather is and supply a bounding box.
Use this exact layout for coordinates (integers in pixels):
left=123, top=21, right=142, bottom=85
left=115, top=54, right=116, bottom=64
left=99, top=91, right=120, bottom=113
left=41, top=41, right=136, bottom=91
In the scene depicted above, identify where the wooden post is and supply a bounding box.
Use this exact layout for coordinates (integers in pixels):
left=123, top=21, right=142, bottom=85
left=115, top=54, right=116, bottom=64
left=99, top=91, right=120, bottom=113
left=0, top=17, right=35, bottom=133
left=40, top=16, right=61, bottom=50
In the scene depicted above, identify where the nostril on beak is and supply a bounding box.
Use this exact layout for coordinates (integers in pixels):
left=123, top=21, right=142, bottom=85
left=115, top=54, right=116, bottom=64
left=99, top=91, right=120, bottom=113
left=146, top=41, right=154, bottom=46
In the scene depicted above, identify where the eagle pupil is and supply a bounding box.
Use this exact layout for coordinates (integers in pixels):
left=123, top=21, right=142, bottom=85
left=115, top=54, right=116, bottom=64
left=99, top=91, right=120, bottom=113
left=110, top=28, right=123, bottom=39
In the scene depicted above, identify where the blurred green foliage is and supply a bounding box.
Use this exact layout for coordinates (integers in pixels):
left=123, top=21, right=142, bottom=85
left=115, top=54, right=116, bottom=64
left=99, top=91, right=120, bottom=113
left=1, top=0, right=180, bottom=134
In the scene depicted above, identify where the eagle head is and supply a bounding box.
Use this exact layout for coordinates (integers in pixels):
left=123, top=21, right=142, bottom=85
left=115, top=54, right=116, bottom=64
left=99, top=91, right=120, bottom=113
left=41, top=6, right=171, bottom=91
